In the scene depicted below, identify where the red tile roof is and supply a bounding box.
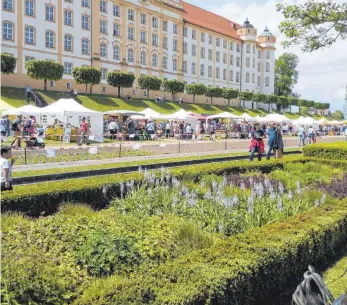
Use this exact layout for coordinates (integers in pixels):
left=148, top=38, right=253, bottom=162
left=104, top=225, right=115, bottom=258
left=181, top=1, right=241, bottom=41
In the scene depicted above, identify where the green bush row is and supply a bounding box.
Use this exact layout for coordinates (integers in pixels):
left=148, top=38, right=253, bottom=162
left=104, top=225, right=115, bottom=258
left=74, top=200, right=347, bottom=305
left=303, top=142, right=347, bottom=160
left=2, top=156, right=305, bottom=217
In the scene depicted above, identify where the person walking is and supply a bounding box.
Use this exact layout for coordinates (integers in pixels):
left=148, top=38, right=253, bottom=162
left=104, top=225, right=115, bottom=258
left=0, top=146, right=15, bottom=191
left=195, top=120, right=201, bottom=140
left=249, top=126, right=265, bottom=161
left=108, top=119, right=117, bottom=140
left=209, top=122, right=216, bottom=141
left=297, top=125, right=305, bottom=147
left=308, top=125, right=315, bottom=144
left=165, top=121, right=171, bottom=139
left=78, top=117, right=90, bottom=146
left=266, top=122, right=277, bottom=160
left=11, top=115, right=23, bottom=149
left=26, top=85, right=32, bottom=103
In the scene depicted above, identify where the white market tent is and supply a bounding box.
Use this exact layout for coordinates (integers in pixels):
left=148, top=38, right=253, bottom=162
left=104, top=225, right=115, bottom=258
left=206, top=112, right=242, bottom=120
left=3, top=104, right=40, bottom=116
left=257, top=113, right=291, bottom=123
left=131, top=108, right=167, bottom=120
left=329, top=120, right=344, bottom=125
left=37, top=99, right=104, bottom=136
left=165, top=109, right=193, bottom=120
left=292, top=116, right=316, bottom=126
left=239, top=113, right=256, bottom=121
left=104, top=109, right=143, bottom=116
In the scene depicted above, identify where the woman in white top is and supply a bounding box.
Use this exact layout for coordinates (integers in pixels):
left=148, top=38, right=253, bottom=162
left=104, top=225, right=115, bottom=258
left=307, top=126, right=315, bottom=144
left=195, top=121, right=201, bottom=140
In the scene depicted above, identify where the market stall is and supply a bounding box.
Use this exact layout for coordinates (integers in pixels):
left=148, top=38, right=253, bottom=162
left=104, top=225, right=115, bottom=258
left=256, top=113, right=291, bottom=123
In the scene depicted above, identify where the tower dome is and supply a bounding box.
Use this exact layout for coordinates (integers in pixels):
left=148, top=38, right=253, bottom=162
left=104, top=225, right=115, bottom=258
left=242, top=18, right=254, bottom=29
left=237, top=18, right=257, bottom=40
left=256, top=26, right=276, bottom=46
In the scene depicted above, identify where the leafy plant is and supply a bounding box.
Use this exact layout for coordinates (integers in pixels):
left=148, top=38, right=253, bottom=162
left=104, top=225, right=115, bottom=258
left=72, top=67, right=101, bottom=95
left=138, top=75, right=162, bottom=98
left=204, top=87, right=223, bottom=105
left=107, top=72, right=135, bottom=98
left=162, top=80, right=185, bottom=101
left=185, top=84, right=206, bottom=103
left=1, top=53, right=16, bottom=74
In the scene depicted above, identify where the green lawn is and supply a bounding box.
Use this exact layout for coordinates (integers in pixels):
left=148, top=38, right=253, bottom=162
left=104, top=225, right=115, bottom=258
left=1, top=86, right=327, bottom=119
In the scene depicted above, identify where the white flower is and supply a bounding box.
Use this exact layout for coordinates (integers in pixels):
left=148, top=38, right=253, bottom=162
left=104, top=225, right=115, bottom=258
left=296, top=181, right=302, bottom=195
left=277, top=198, right=283, bottom=212
left=321, top=194, right=327, bottom=205
left=315, top=199, right=320, bottom=207
left=278, top=182, right=284, bottom=195
left=287, top=191, right=294, bottom=200
left=138, top=166, right=143, bottom=174
left=247, top=195, right=254, bottom=214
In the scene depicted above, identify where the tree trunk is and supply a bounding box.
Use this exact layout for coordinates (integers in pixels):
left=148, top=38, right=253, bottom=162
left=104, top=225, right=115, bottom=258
left=228, top=99, right=230, bottom=107
left=211, top=97, right=213, bottom=105
left=268, top=103, right=271, bottom=111
left=299, top=106, right=301, bottom=114
left=118, top=86, right=121, bottom=98
left=290, top=105, right=292, bottom=113
left=147, top=88, right=149, bottom=98
left=85, top=83, right=88, bottom=96
left=193, top=94, right=195, bottom=103
left=90, top=84, right=93, bottom=95
left=44, top=79, right=47, bottom=91
left=172, top=91, right=174, bottom=102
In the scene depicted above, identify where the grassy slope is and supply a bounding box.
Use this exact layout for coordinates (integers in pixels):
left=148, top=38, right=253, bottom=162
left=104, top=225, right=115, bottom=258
left=1, top=86, right=324, bottom=119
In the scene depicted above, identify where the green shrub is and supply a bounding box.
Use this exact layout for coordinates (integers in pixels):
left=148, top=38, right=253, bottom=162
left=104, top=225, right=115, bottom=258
left=74, top=200, right=347, bottom=305
left=303, top=142, right=347, bottom=160
left=323, top=252, right=347, bottom=298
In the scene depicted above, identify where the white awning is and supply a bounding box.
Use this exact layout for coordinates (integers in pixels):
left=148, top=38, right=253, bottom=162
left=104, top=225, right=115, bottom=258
left=3, top=104, right=40, bottom=116
left=206, top=112, right=242, bottom=120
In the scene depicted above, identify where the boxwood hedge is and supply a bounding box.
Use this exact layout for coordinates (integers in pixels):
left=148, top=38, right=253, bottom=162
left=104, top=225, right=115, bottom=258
left=74, top=200, right=347, bottom=305
left=303, top=142, right=347, bottom=160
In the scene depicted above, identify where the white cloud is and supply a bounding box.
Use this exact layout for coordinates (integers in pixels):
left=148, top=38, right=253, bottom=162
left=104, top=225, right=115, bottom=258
left=211, top=0, right=347, bottom=111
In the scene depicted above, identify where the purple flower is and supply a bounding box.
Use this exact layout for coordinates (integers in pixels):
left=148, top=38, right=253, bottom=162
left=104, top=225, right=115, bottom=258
left=278, top=182, right=284, bottom=195
left=277, top=198, right=283, bottom=212
left=247, top=195, right=254, bottom=214
left=287, top=191, right=294, bottom=200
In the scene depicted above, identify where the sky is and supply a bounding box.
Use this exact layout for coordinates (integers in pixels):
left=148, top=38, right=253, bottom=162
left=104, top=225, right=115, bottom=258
left=186, top=0, right=347, bottom=112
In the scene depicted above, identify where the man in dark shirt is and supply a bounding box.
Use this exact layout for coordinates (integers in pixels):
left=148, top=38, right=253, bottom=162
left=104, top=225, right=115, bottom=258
left=266, top=122, right=277, bottom=160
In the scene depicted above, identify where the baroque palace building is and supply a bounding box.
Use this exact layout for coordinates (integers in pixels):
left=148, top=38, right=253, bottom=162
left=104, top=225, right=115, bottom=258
left=1, top=0, right=276, bottom=104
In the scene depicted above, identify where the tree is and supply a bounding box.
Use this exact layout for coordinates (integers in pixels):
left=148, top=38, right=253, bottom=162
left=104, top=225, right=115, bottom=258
left=238, top=91, right=253, bottom=108
left=72, top=67, right=101, bottom=95
left=274, top=53, right=299, bottom=97
left=277, top=1, right=347, bottom=52
left=107, top=72, right=135, bottom=98
left=162, top=80, right=185, bottom=101
left=25, top=60, right=64, bottom=91
left=331, top=110, right=344, bottom=120
left=138, top=75, right=162, bottom=98
left=265, top=95, right=278, bottom=111
left=185, top=84, right=206, bottom=103
left=1, top=53, right=16, bottom=74
left=222, top=88, right=239, bottom=106
left=277, top=96, right=290, bottom=112
left=314, top=102, right=323, bottom=115
left=288, top=97, right=299, bottom=113
left=298, top=99, right=308, bottom=114
left=252, top=93, right=266, bottom=110
left=204, top=87, right=223, bottom=105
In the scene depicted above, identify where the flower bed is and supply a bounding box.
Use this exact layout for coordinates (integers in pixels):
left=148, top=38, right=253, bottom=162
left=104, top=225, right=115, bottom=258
left=303, top=142, right=347, bottom=160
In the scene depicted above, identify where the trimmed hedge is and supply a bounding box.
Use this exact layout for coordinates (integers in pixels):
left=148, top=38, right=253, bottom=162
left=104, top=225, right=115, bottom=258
left=2, top=156, right=305, bottom=217
left=74, top=200, right=347, bottom=305
left=303, top=142, right=347, bottom=160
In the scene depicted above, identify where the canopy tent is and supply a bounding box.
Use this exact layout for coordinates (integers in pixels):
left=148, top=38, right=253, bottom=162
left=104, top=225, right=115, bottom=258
left=316, top=118, right=329, bottom=124
left=130, top=108, right=166, bottom=120
left=3, top=104, right=40, bottom=116
left=239, top=113, right=256, bottom=121
left=257, top=113, right=291, bottom=123
left=292, top=116, right=317, bottom=126
left=188, top=113, right=207, bottom=120
left=104, top=109, right=144, bottom=116
left=206, top=112, right=242, bottom=120
left=165, top=109, right=193, bottom=120
left=329, top=120, right=344, bottom=125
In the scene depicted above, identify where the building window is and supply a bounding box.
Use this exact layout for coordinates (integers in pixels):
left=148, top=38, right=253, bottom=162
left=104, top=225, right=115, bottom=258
left=208, top=35, right=212, bottom=45
left=82, top=15, right=89, bottom=30
left=236, top=44, right=240, bottom=52
left=46, top=5, right=54, bottom=22
left=25, top=56, right=35, bottom=62
left=113, top=45, right=120, bottom=60
left=173, top=58, right=177, bottom=71
left=184, top=27, right=188, bottom=37
left=201, top=33, right=205, bottom=42
left=208, top=49, right=212, bottom=60
left=64, top=10, right=73, bottom=26
left=101, top=68, right=107, bottom=80
left=266, top=51, right=270, bottom=59
left=128, top=27, right=134, bottom=40
left=141, top=13, right=146, bottom=25
left=25, top=0, right=35, bottom=17
left=128, top=48, right=134, bottom=63
left=245, top=72, right=250, bottom=83
left=100, top=20, right=107, bottom=33
left=252, top=58, right=255, bottom=68
left=192, top=44, right=196, bottom=56
left=216, top=67, right=220, bottom=79
left=173, top=39, right=178, bottom=51
left=102, top=87, right=107, bottom=93
left=3, top=0, right=13, bottom=11
left=64, top=35, right=73, bottom=51
left=140, top=31, right=146, bottom=43
left=163, top=20, right=168, bottom=32
left=223, top=69, right=227, bottom=80
left=200, top=64, right=204, bottom=76
left=50, top=80, right=55, bottom=87
left=173, top=24, right=177, bottom=34
left=208, top=66, right=212, bottom=77
left=216, top=51, right=220, bottom=62
left=183, top=42, right=187, bottom=54
left=192, top=29, right=196, bottom=40
left=223, top=53, right=227, bottom=64
left=230, top=42, right=234, bottom=51
left=152, top=53, right=157, bottom=67
left=191, top=63, right=196, bottom=75
left=200, top=47, right=205, bottom=58
left=162, top=56, right=167, bottom=69
left=113, top=24, right=120, bottom=36
left=230, top=55, right=234, bottom=65
left=253, top=45, right=255, bottom=54
left=246, top=44, right=251, bottom=53
left=258, top=50, right=261, bottom=59
left=266, top=62, right=270, bottom=72
left=236, top=56, right=240, bottom=67
left=64, top=62, right=73, bottom=75
left=258, top=62, right=261, bottom=72
left=229, top=70, right=233, bottom=82
left=128, top=9, right=134, bottom=21
left=45, top=31, right=55, bottom=48
left=246, top=57, right=250, bottom=68
left=82, top=38, right=89, bottom=54
left=223, top=39, right=227, bottom=49
left=113, top=5, right=120, bottom=17
left=152, top=17, right=158, bottom=28
left=252, top=73, right=255, bottom=83
left=183, top=61, right=187, bottom=73
left=257, top=76, right=260, bottom=86
left=25, top=26, right=35, bottom=45
left=162, top=36, right=167, bottom=49
left=236, top=72, right=240, bottom=82
left=82, top=0, right=89, bottom=8
left=216, top=38, right=220, bottom=47
left=140, top=50, right=146, bottom=65
left=100, top=43, right=107, bottom=57
left=265, top=76, right=270, bottom=86
left=152, top=33, right=158, bottom=46
left=67, top=82, right=72, bottom=89
left=100, top=0, right=106, bottom=13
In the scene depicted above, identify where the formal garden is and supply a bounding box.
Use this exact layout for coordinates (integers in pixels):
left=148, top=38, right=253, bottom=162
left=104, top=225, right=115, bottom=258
left=1, top=143, right=347, bottom=304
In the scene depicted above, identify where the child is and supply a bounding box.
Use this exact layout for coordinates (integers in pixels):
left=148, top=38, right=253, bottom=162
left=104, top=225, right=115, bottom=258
left=1, top=146, right=15, bottom=191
